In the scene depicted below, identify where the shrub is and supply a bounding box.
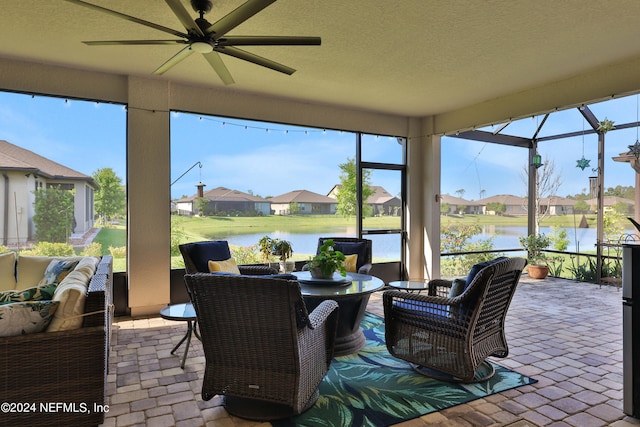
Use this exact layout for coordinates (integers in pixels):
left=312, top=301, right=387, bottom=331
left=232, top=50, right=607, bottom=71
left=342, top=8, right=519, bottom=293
left=230, top=244, right=261, bottom=265
left=109, top=246, right=127, bottom=258
left=0, top=245, right=11, bottom=254
left=21, top=242, right=75, bottom=256
left=82, top=242, right=103, bottom=256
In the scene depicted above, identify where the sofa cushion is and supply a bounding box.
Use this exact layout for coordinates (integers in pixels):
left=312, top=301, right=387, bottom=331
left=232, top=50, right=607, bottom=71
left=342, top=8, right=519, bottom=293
left=0, top=283, right=58, bottom=304
left=331, top=242, right=368, bottom=270
left=16, top=255, right=82, bottom=290
left=466, top=257, right=507, bottom=288
left=343, top=254, right=358, bottom=273
left=190, top=241, right=231, bottom=272
left=46, top=270, right=90, bottom=332
left=0, top=252, right=16, bottom=291
left=38, top=258, right=80, bottom=286
left=208, top=258, right=241, bottom=275
left=447, top=278, right=467, bottom=319
left=0, top=300, right=59, bottom=337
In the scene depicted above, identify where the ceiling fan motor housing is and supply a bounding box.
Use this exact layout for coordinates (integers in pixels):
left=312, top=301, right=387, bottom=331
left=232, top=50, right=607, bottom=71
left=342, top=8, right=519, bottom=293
left=191, top=0, right=213, bottom=15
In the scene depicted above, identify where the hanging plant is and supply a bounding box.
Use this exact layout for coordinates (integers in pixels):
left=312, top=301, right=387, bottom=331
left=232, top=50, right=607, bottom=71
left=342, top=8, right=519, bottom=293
left=597, top=118, right=615, bottom=133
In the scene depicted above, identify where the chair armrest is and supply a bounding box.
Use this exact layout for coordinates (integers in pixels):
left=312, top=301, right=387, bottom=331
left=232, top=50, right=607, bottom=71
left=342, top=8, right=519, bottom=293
left=238, top=265, right=278, bottom=275
left=357, top=263, right=373, bottom=274
left=428, top=278, right=453, bottom=296
left=307, top=299, right=339, bottom=329
left=301, top=299, right=339, bottom=370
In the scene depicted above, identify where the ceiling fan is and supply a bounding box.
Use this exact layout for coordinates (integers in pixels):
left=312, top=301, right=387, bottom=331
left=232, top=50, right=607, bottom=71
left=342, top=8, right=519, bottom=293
left=63, top=0, right=321, bottom=84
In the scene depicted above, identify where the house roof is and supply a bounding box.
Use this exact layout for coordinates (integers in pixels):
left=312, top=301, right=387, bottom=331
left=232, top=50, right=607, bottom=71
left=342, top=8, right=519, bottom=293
left=540, top=196, right=577, bottom=206
left=177, top=186, right=267, bottom=203
left=440, top=194, right=481, bottom=206
left=270, top=189, right=336, bottom=204
left=585, top=196, right=635, bottom=206
left=367, top=186, right=399, bottom=204
left=0, top=140, right=95, bottom=184
left=478, top=194, right=527, bottom=206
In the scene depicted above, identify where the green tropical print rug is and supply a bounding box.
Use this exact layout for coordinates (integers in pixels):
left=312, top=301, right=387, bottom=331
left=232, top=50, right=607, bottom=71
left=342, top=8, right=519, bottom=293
left=273, top=312, right=536, bottom=427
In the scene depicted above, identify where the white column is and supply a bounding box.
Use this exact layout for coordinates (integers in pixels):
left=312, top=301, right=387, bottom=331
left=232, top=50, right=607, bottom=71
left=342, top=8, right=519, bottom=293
left=127, top=77, right=171, bottom=316
left=406, top=118, right=440, bottom=280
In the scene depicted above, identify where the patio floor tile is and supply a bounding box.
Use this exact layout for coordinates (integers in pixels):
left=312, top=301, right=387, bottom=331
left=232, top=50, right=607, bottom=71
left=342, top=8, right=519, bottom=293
left=101, top=275, right=637, bottom=426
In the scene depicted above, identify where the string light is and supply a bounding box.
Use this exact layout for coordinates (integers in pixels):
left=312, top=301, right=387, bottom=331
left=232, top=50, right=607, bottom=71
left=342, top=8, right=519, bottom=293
left=576, top=115, right=591, bottom=170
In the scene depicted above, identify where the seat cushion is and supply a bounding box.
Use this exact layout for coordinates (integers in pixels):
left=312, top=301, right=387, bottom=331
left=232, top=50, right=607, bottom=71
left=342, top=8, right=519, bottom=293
left=189, top=241, right=232, bottom=272
left=38, top=258, right=80, bottom=286
left=208, top=258, right=241, bottom=275
left=343, top=254, right=358, bottom=273
left=466, top=257, right=507, bottom=287
left=0, top=252, right=17, bottom=291
left=391, top=300, right=465, bottom=338
left=46, top=269, right=91, bottom=332
left=331, top=242, right=368, bottom=270
left=0, top=300, right=59, bottom=337
left=0, top=283, right=58, bottom=304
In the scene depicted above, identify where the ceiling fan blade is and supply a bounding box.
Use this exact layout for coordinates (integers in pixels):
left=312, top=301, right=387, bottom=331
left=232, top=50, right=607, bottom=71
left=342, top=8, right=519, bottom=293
left=63, top=0, right=187, bottom=38
left=83, top=40, right=186, bottom=46
left=218, top=36, right=321, bottom=46
left=203, top=52, right=235, bottom=85
left=153, top=46, right=194, bottom=75
left=206, top=0, right=276, bottom=36
left=164, top=0, right=204, bottom=37
left=217, top=46, right=295, bottom=75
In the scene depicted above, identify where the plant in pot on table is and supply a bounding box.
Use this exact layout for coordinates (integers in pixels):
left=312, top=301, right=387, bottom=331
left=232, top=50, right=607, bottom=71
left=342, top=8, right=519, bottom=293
left=305, top=239, right=347, bottom=279
left=272, top=238, right=294, bottom=273
left=519, top=233, right=551, bottom=279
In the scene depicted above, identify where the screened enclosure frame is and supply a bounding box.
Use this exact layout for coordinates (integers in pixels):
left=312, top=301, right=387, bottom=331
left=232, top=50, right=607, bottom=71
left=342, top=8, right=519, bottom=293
left=449, top=103, right=640, bottom=283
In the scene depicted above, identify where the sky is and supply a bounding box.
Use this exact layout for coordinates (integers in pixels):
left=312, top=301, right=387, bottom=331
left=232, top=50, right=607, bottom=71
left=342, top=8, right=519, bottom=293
left=0, top=90, right=637, bottom=202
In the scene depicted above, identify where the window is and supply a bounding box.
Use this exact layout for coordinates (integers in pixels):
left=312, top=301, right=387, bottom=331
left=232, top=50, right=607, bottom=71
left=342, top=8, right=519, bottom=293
left=0, top=91, right=126, bottom=270
left=170, top=113, right=407, bottom=267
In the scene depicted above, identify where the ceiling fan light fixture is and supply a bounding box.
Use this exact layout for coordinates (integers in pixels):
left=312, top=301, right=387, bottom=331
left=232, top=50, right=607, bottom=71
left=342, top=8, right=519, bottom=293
left=191, top=41, right=213, bottom=53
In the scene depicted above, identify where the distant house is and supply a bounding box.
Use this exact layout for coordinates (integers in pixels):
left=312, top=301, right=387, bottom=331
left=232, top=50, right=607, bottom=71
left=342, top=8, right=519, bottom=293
left=478, top=194, right=527, bottom=216
left=539, top=196, right=576, bottom=215
left=0, top=140, right=97, bottom=245
left=270, top=190, right=337, bottom=215
left=174, top=186, right=270, bottom=216
left=440, top=194, right=482, bottom=215
left=367, top=186, right=401, bottom=216
left=585, top=196, right=635, bottom=215
left=327, top=184, right=401, bottom=215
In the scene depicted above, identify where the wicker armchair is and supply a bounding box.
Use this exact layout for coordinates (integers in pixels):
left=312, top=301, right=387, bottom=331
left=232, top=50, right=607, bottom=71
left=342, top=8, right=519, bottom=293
left=184, top=273, right=339, bottom=420
left=383, top=257, right=527, bottom=383
left=179, top=240, right=276, bottom=275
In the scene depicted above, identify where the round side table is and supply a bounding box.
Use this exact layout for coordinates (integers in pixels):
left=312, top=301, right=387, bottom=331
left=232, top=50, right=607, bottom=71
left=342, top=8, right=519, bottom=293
left=160, top=302, right=201, bottom=369
left=387, top=280, right=429, bottom=293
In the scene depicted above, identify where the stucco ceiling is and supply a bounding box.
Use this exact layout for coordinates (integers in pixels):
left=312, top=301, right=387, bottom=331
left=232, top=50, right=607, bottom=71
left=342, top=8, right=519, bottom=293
left=2, top=1, right=640, bottom=117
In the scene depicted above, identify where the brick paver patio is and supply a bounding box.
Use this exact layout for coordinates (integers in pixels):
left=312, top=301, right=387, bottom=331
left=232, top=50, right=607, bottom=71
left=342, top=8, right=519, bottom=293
left=100, top=275, right=640, bottom=427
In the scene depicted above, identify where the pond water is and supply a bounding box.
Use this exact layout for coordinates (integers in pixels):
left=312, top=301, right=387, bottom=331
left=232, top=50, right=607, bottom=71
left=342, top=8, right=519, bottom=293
left=211, top=225, right=634, bottom=261
left=475, top=226, right=597, bottom=253
left=216, top=230, right=401, bottom=261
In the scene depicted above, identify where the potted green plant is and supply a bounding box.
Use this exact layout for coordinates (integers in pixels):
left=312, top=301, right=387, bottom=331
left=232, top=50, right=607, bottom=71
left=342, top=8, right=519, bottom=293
left=519, top=233, right=551, bottom=279
left=305, top=239, right=347, bottom=279
left=258, top=235, right=275, bottom=264
left=272, top=238, right=294, bottom=273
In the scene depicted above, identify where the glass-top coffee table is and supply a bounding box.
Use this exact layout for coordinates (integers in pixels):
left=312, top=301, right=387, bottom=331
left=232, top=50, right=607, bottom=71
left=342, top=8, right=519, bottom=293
left=387, top=280, right=430, bottom=293
left=292, top=271, right=385, bottom=356
left=159, top=302, right=201, bottom=369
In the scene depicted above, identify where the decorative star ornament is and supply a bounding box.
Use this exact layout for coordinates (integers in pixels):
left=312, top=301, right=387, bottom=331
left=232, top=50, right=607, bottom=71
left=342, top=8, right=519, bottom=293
left=576, top=156, right=591, bottom=170
left=628, top=140, right=640, bottom=158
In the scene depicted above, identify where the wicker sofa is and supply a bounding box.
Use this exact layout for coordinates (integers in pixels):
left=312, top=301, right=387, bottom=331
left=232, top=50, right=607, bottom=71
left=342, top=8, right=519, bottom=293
left=0, top=255, right=113, bottom=427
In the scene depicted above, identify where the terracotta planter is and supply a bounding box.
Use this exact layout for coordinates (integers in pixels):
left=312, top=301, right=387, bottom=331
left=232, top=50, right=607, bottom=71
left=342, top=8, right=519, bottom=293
left=527, top=264, right=549, bottom=279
